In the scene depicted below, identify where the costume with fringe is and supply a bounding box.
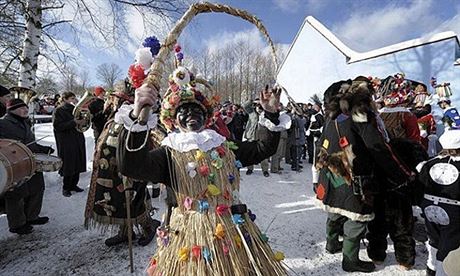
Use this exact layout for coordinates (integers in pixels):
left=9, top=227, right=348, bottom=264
left=117, top=109, right=287, bottom=276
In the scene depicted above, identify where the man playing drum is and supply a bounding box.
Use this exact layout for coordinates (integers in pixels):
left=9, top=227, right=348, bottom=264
left=0, top=99, right=53, bottom=234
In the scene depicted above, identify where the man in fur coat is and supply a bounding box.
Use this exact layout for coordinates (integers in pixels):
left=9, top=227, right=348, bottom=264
left=314, top=77, right=414, bottom=273
left=366, top=75, right=422, bottom=270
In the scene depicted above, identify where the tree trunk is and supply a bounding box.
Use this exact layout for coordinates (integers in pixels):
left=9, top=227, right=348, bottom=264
left=18, top=0, right=42, bottom=89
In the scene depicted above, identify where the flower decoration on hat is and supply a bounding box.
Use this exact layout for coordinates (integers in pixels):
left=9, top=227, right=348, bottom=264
left=383, top=73, right=414, bottom=107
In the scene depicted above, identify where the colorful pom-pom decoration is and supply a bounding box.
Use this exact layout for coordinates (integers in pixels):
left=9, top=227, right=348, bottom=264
left=260, top=233, right=269, bottom=242
left=225, top=141, right=239, bottom=150
left=211, top=159, right=223, bottom=169
left=248, top=210, right=256, bottom=221
left=243, top=232, right=252, bottom=246
left=210, top=150, right=220, bottom=160
left=208, top=173, right=216, bottom=183
left=223, top=189, right=231, bottom=200
left=215, top=146, right=226, bottom=157
left=174, top=44, right=182, bottom=53
left=234, top=235, right=242, bottom=248
left=128, top=64, right=146, bottom=88
left=142, top=36, right=161, bottom=56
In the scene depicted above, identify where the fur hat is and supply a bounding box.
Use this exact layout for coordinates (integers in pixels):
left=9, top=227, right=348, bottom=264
left=0, top=85, right=11, bottom=97
left=160, top=66, right=218, bottom=131
left=7, top=98, right=28, bottom=111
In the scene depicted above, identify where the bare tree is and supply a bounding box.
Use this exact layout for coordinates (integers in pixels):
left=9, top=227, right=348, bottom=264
left=0, top=0, right=186, bottom=89
left=96, top=63, right=122, bottom=90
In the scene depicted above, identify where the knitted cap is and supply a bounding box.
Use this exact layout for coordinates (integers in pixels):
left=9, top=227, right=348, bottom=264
left=7, top=98, right=28, bottom=111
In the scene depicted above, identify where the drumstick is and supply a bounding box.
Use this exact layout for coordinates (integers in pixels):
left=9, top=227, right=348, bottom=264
left=26, top=135, right=50, bottom=146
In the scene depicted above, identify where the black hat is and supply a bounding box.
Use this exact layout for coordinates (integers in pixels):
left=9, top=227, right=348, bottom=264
left=7, top=98, right=28, bottom=111
left=0, top=85, right=11, bottom=97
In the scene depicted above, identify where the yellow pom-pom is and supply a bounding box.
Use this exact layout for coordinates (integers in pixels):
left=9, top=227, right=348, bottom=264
left=274, top=251, right=285, bottom=261
left=214, top=223, right=225, bottom=239
left=178, top=247, right=190, bottom=262
left=234, top=235, right=242, bottom=248
left=207, top=184, right=221, bottom=196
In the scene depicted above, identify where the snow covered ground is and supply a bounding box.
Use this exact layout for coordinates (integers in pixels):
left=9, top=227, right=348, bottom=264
left=0, top=124, right=428, bottom=275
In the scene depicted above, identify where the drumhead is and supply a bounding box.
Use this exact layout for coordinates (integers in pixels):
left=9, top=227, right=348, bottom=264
left=34, top=154, right=61, bottom=162
left=0, top=163, right=7, bottom=194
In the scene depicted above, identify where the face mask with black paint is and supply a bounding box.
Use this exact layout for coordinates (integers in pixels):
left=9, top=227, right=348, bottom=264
left=176, top=103, right=206, bottom=132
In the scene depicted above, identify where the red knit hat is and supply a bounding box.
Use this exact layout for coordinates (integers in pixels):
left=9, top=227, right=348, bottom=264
left=94, top=86, right=105, bottom=97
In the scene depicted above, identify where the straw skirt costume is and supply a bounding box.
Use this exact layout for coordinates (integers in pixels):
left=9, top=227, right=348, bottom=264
left=117, top=107, right=288, bottom=275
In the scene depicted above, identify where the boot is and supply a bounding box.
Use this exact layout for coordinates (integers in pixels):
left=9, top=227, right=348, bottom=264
left=138, top=219, right=161, bottom=246
left=326, top=240, right=343, bottom=254
left=28, top=216, right=49, bottom=225
left=426, top=267, right=436, bottom=276
left=342, top=256, right=375, bottom=273
left=105, top=230, right=136, bottom=247
left=10, top=224, right=33, bottom=235
left=246, top=169, right=253, bottom=175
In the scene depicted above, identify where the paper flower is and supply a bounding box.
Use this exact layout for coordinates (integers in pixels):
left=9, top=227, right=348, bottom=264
left=248, top=210, right=256, bottom=221
left=187, top=162, right=197, bottom=170
left=223, top=189, right=231, bottom=200
left=208, top=173, right=216, bottom=183
left=260, top=233, right=269, bottom=242
left=188, top=170, right=197, bottom=178
left=207, top=184, right=221, bottom=196
left=202, top=247, right=211, bottom=262
left=211, top=159, right=223, bottom=169
left=184, top=197, right=193, bottom=210
left=214, top=223, right=225, bottom=239
left=222, top=241, right=230, bottom=256
left=274, top=251, right=285, bottom=261
left=225, top=141, right=239, bottom=150
left=234, top=235, right=242, bottom=248
left=195, top=150, right=205, bottom=161
left=210, top=150, right=220, bottom=160
left=228, top=174, right=235, bottom=184
left=192, top=245, right=201, bottom=260
left=234, top=160, right=243, bottom=169
left=232, top=214, right=244, bottom=225
left=243, top=232, right=252, bottom=246
left=232, top=190, right=240, bottom=202
left=216, top=204, right=229, bottom=216
left=198, top=200, right=209, bottom=213
left=198, top=165, right=210, bottom=176
left=215, top=146, right=226, bottom=157
left=174, top=44, right=182, bottom=53
left=178, top=247, right=189, bottom=262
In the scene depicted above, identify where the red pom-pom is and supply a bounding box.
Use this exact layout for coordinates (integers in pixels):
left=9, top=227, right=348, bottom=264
left=128, top=64, right=146, bottom=88
left=174, top=44, right=181, bottom=53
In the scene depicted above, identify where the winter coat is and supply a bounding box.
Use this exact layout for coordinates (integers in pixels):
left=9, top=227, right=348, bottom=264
left=0, top=113, right=52, bottom=194
left=0, top=102, right=6, bottom=118
left=242, top=101, right=259, bottom=141
left=315, top=113, right=413, bottom=221
left=52, top=103, right=86, bottom=176
left=379, top=106, right=421, bottom=143
left=228, top=111, right=248, bottom=141
left=288, top=114, right=306, bottom=146
left=308, top=111, right=324, bottom=138
left=88, top=98, right=106, bottom=141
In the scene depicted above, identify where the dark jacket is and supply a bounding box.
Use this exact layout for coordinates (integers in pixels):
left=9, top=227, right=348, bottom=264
left=88, top=98, right=106, bottom=141
left=52, top=103, right=86, bottom=176
left=316, top=113, right=412, bottom=221
left=117, top=112, right=281, bottom=187
left=0, top=113, right=52, bottom=193
left=0, top=102, right=6, bottom=118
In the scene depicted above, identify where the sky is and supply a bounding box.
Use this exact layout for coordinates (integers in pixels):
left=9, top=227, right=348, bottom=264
left=50, top=0, right=460, bottom=86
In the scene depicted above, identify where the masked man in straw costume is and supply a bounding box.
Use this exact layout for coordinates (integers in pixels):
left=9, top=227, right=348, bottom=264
left=116, top=65, right=290, bottom=276
left=416, top=129, right=460, bottom=276
left=84, top=79, right=161, bottom=247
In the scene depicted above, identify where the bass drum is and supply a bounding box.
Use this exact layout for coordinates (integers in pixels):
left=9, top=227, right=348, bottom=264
left=35, top=154, right=62, bottom=172
left=0, top=139, right=36, bottom=196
